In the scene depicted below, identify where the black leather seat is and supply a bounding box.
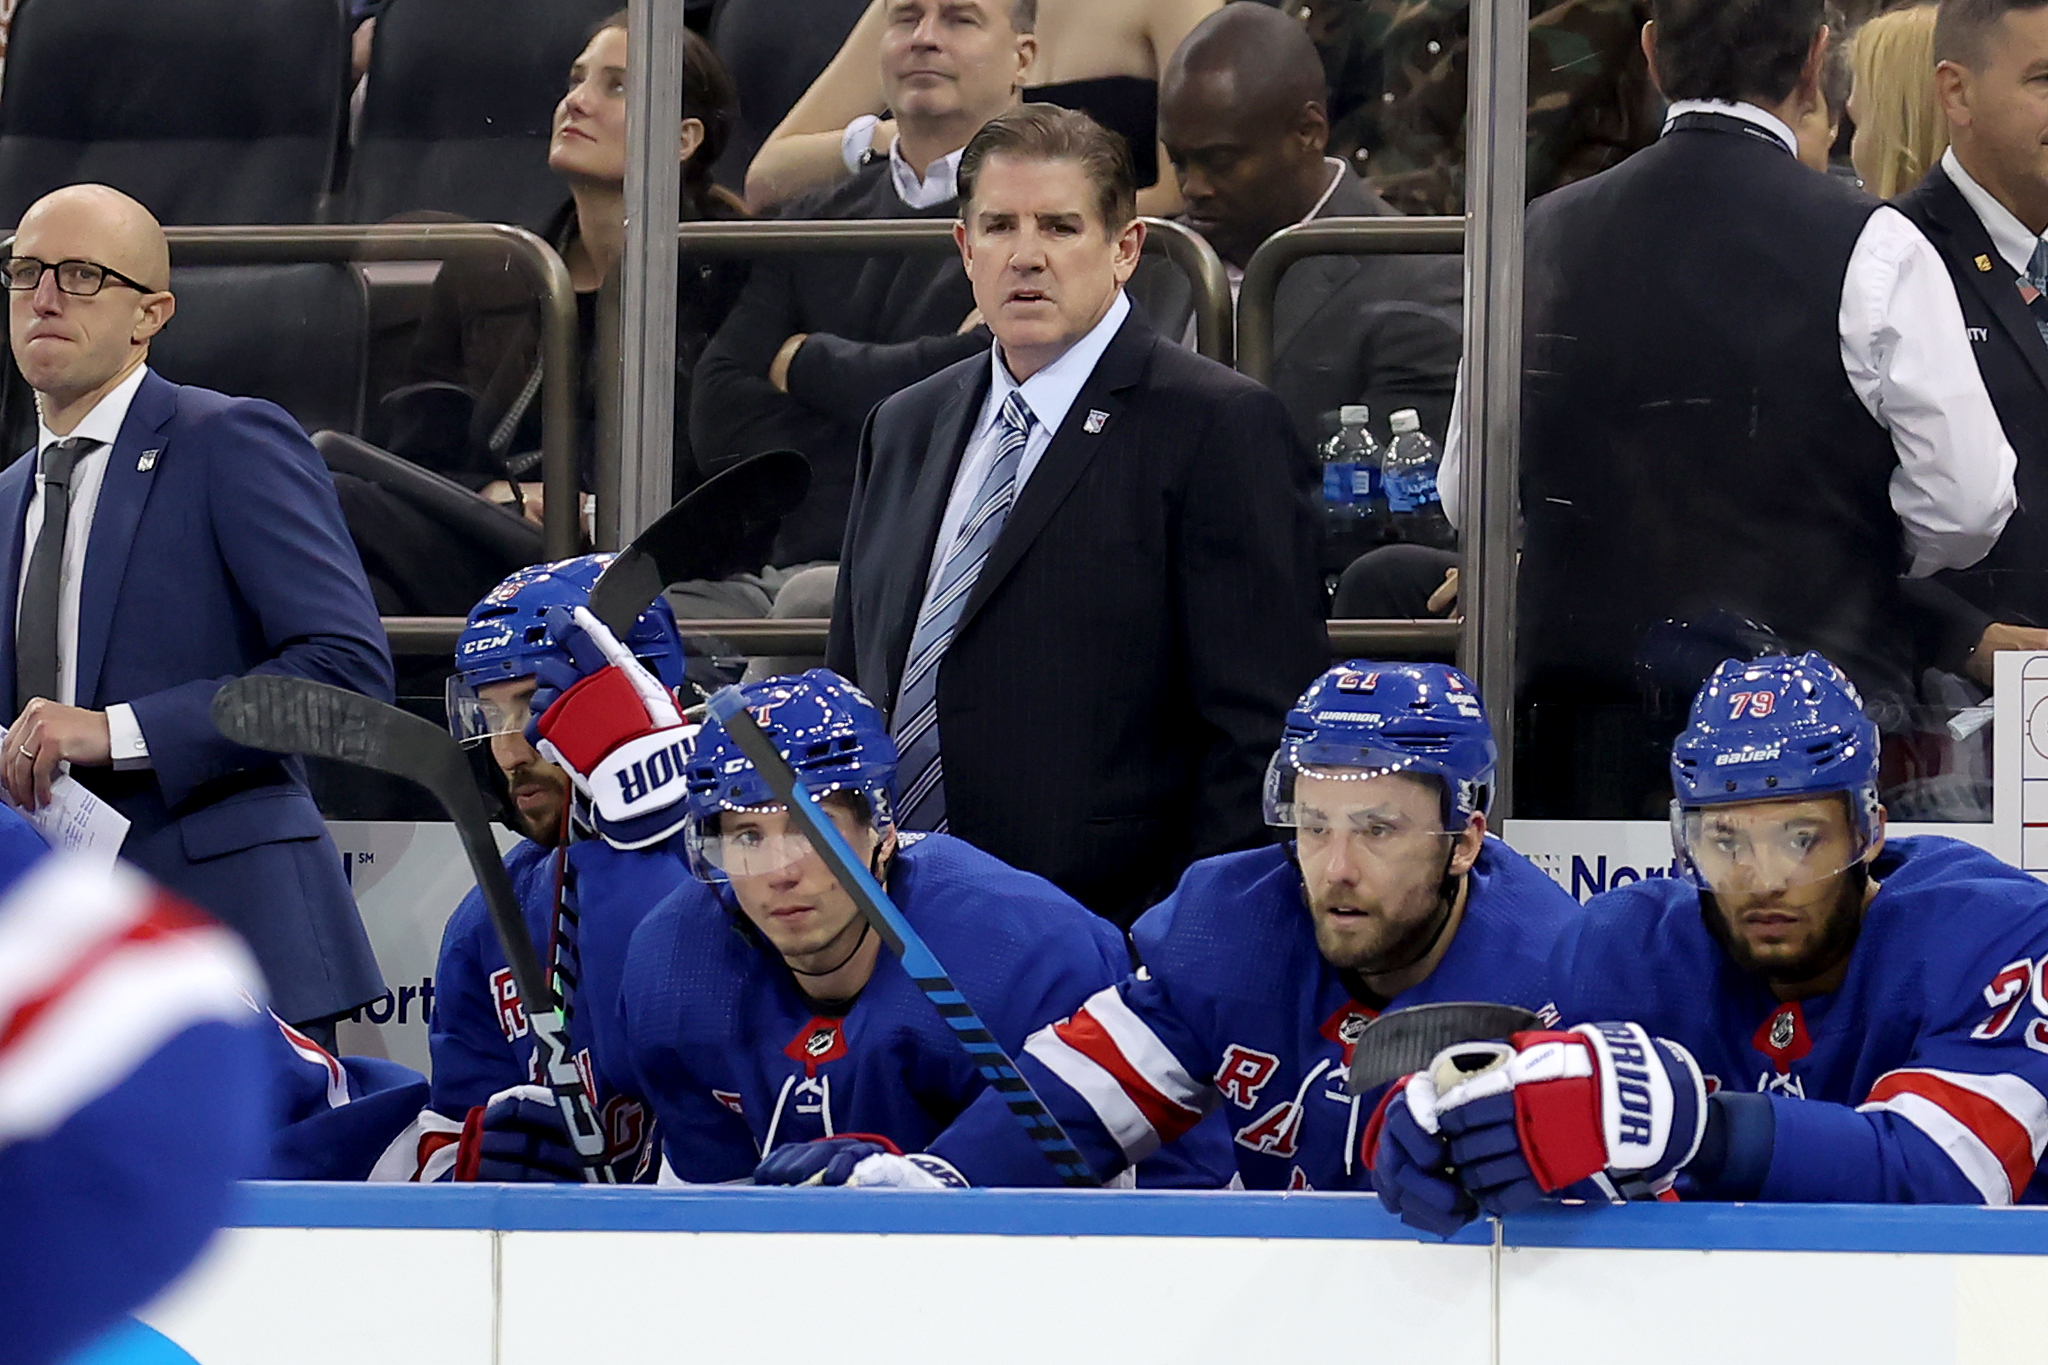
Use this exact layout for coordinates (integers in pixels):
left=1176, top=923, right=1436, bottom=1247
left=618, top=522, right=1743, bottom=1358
left=150, top=264, right=370, bottom=437
left=0, top=0, right=348, bottom=225
left=342, top=0, right=618, bottom=229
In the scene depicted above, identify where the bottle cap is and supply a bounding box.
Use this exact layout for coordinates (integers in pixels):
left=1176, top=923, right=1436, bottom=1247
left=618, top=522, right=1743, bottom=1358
left=1389, top=409, right=1422, bottom=435
left=1339, top=405, right=1371, bottom=425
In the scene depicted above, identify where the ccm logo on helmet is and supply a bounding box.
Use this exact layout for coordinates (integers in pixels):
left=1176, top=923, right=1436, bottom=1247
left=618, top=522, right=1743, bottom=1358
left=1713, top=746, right=1782, bottom=767
left=461, top=629, right=515, bottom=656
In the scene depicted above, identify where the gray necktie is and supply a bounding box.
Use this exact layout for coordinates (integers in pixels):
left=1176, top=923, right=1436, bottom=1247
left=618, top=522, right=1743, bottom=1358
left=2028, top=239, right=2048, bottom=349
left=891, top=392, right=1035, bottom=831
left=15, top=437, right=91, bottom=710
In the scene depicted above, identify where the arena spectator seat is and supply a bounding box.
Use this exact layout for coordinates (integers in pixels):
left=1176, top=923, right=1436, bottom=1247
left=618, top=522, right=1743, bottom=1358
left=0, top=0, right=349, bottom=225
left=150, top=264, right=370, bottom=438
left=342, top=0, right=620, bottom=230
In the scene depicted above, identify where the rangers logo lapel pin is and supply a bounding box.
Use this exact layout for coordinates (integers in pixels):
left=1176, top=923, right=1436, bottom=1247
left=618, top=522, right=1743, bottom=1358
left=137, top=447, right=161, bottom=472
left=1083, top=409, right=1109, bottom=435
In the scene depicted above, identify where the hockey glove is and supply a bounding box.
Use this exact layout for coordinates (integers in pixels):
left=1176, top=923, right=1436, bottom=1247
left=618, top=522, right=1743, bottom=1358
left=753, top=1134, right=969, bottom=1189
left=454, top=1084, right=584, bottom=1183
left=529, top=605, right=698, bottom=850
left=1432, top=1022, right=1708, bottom=1212
left=1362, top=1071, right=1481, bottom=1238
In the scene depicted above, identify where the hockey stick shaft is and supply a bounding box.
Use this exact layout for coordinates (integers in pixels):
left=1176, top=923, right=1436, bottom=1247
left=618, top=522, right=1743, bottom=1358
left=705, top=687, right=1098, bottom=1187
left=210, top=675, right=615, bottom=1181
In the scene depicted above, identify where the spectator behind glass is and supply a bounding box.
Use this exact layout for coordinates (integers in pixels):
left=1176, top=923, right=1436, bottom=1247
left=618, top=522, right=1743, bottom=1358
left=743, top=0, right=1220, bottom=217
left=1794, top=5, right=1856, bottom=169
left=390, top=15, right=745, bottom=520
left=1849, top=3, right=1949, bottom=195
left=1144, top=3, right=1461, bottom=452
left=689, top=0, right=1032, bottom=570
left=1304, top=0, right=1660, bottom=216
left=1440, top=0, right=2016, bottom=818
left=1885, top=0, right=2048, bottom=697
left=706, top=0, right=873, bottom=191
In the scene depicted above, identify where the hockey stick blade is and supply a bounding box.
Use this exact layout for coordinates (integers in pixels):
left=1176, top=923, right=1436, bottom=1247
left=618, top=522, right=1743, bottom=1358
left=210, top=674, right=617, bottom=1181
left=587, top=448, right=811, bottom=636
left=705, top=686, right=1099, bottom=1188
left=1345, top=1002, right=1543, bottom=1095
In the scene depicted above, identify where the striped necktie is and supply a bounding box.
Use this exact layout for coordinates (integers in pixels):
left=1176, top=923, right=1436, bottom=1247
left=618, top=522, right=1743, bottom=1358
left=891, top=391, right=1035, bottom=832
left=2028, top=239, right=2048, bottom=349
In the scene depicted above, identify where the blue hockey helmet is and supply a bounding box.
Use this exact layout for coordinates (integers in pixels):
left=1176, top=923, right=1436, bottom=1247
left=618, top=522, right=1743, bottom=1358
left=680, top=670, right=898, bottom=882
left=1264, top=661, right=1497, bottom=831
left=1669, top=652, right=1882, bottom=891
left=446, top=554, right=687, bottom=746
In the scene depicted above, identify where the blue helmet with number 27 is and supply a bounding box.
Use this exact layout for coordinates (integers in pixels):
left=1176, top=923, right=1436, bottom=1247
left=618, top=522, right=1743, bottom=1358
left=1669, top=652, right=1882, bottom=887
left=1263, top=661, right=1497, bottom=831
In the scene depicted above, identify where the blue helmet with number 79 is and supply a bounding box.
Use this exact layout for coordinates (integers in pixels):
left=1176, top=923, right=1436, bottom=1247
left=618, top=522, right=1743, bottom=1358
left=1264, top=661, right=1496, bottom=831
left=1670, top=653, right=1882, bottom=879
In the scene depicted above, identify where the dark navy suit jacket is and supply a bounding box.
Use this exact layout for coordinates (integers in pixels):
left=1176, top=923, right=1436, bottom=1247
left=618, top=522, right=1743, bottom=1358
left=0, top=369, right=394, bottom=1022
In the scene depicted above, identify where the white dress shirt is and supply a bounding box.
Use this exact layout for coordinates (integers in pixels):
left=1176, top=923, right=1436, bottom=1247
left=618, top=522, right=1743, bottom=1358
left=17, top=360, right=151, bottom=765
left=890, top=140, right=963, bottom=210
left=1942, top=146, right=2048, bottom=278
left=1441, top=100, right=2018, bottom=579
left=924, top=290, right=1133, bottom=594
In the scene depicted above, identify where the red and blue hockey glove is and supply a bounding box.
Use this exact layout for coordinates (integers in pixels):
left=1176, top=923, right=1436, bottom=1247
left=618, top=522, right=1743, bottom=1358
left=529, top=605, right=698, bottom=850
left=1431, top=1022, right=1709, bottom=1212
left=1362, top=1071, right=1482, bottom=1238
left=753, top=1134, right=968, bottom=1189
left=453, top=1084, right=583, bottom=1183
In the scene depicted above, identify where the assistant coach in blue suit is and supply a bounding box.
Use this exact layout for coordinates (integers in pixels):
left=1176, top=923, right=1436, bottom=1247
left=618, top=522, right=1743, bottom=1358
left=0, top=184, right=393, bottom=1031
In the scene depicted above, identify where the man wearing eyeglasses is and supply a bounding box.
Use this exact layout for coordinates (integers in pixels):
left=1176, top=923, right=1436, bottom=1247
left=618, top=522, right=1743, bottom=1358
left=0, top=183, right=392, bottom=1046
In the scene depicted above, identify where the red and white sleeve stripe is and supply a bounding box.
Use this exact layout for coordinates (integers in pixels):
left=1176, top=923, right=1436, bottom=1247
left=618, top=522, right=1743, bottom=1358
left=1860, top=1067, right=2048, bottom=1205
left=0, top=855, right=263, bottom=1148
left=367, top=1109, right=466, bottom=1183
left=275, top=1015, right=350, bottom=1111
left=1022, top=985, right=1212, bottom=1163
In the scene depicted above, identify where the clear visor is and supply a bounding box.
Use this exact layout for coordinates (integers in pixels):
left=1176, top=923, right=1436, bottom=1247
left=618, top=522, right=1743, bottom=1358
left=1270, top=754, right=1456, bottom=870
left=1675, top=801, right=1869, bottom=894
left=687, top=812, right=818, bottom=878
left=445, top=675, right=533, bottom=747
left=684, top=793, right=881, bottom=881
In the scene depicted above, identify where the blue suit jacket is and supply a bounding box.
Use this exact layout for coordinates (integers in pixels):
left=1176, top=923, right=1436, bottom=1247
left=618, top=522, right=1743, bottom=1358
left=0, top=369, right=395, bottom=1022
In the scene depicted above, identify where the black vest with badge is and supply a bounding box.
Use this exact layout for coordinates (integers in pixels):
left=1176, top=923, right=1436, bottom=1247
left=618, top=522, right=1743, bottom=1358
left=1517, top=113, right=1908, bottom=716
left=1895, top=163, right=2048, bottom=630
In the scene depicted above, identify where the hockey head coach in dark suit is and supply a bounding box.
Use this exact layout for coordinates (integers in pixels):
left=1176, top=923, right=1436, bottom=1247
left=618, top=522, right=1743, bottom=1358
left=0, top=185, right=393, bottom=1035
left=828, top=105, right=1327, bottom=927
left=1890, top=0, right=2048, bottom=680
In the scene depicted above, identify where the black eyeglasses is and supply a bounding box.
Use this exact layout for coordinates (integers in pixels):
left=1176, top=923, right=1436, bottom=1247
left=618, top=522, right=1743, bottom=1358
left=0, top=256, right=153, bottom=297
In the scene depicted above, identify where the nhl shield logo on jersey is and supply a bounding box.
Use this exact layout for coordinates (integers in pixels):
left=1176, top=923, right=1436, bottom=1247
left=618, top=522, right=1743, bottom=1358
left=1752, top=1002, right=1813, bottom=1075
left=783, top=1016, right=850, bottom=1077
left=1318, top=1004, right=1378, bottom=1068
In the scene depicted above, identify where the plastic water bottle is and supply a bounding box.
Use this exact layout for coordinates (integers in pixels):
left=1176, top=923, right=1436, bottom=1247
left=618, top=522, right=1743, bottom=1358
left=1340, top=405, right=1389, bottom=547
left=1383, top=408, right=1455, bottom=550
left=1318, top=410, right=1363, bottom=543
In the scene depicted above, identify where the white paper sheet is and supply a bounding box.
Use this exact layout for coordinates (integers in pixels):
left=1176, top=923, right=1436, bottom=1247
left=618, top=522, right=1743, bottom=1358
left=9, top=772, right=131, bottom=868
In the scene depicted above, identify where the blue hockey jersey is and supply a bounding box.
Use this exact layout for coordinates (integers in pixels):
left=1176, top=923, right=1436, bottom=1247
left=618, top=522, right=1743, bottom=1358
left=617, top=832, right=1234, bottom=1186
left=409, top=835, right=687, bottom=1180
left=263, top=1013, right=427, bottom=1180
left=0, top=845, right=268, bottom=1365
left=938, top=836, right=1580, bottom=1189
left=1552, top=836, right=2048, bottom=1204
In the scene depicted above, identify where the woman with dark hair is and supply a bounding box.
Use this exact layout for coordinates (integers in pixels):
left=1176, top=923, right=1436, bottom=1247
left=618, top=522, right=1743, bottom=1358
left=392, top=12, right=747, bottom=520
